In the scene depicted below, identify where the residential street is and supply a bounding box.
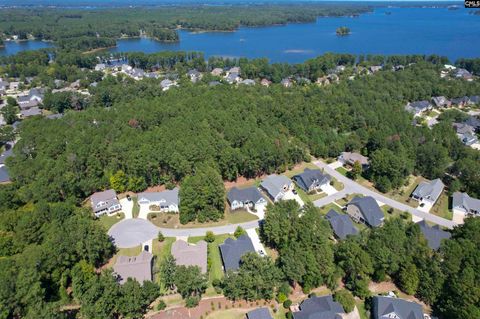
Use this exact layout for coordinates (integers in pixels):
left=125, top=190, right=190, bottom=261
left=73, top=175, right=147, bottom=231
left=312, top=160, right=457, bottom=229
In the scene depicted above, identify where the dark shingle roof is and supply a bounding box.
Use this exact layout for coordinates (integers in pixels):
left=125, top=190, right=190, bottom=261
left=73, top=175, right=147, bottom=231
left=326, top=210, right=359, bottom=240
left=219, top=235, right=255, bottom=272
left=0, top=166, right=10, bottom=183
left=227, top=187, right=264, bottom=205
left=373, top=296, right=423, bottom=319
left=247, top=308, right=273, bottom=319
left=417, top=220, right=451, bottom=250
left=293, top=168, right=331, bottom=192
left=348, top=196, right=384, bottom=227
left=0, top=146, right=13, bottom=165
left=293, top=295, right=344, bottom=319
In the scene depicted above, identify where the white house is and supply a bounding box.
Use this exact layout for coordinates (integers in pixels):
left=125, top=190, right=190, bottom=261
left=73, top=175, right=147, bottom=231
left=137, top=188, right=179, bottom=213
left=90, top=189, right=122, bottom=217
left=227, top=187, right=267, bottom=211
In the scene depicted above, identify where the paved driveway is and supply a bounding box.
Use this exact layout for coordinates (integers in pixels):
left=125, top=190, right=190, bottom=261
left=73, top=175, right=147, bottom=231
left=119, top=198, right=133, bottom=219
left=313, top=160, right=457, bottom=229
left=138, top=203, right=151, bottom=219
left=246, top=228, right=266, bottom=256
left=284, top=190, right=304, bottom=207
left=108, top=218, right=159, bottom=248
left=320, top=184, right=337, bottom=196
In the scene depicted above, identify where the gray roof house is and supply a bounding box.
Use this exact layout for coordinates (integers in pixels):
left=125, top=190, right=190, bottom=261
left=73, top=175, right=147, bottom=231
left=470, top=95, right=480, bottom=105
left=338, top=152, right=369, bottom=168
left=346, top=196, right=384, bottom=228
left=451, top=96, right=470, bottom=107
left=411, top=179, right=445, bottom=205
left=453, top=68, right=473, bottom=80
left=464, top=116, right=480, bottom=130
left=0, top=146, right=13, bottom=165
left=0, top=166, right=10, bottom=183
left=160, top=79, right=175, bottom=91
left=431, top=96, right=451, bottom=108
left=240, top=79, right=255, bottom=86
left=405, top=100, right=432, bottom=116
left=20, top=107, right=42, bottom=118
left=187, top=69, right=202, bottom=82
left=219, top=235, right=255, bottom=272
left=171, top=240, right=208, bottom=273
left=90, top=189, right=122, bottom=217
left=293, top=168, right=331, bottom=192
left=326, top=210, right=359, bottom=240
left=417, top=220, right=451, bottom=250
left=113, top=251, right=153, bottom=285
left=292, top=295, right=345, bottom=319
left=372, top=296, right=424, bottom=319
left=452, top=191, right=480, bottom=216
left=246, top=308, right=273, bottom=319
left=260, top=174, right=293, bottom=202
left=225, top=72, right=241, bottom=84
left=137, top=188, right=179, bottom=212
left=227, top=187, right=266, bottom=211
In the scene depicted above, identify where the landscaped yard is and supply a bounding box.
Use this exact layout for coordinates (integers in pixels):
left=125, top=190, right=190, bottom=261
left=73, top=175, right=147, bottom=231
left=152, top=237, right=176, bottom=286
left=430, top=194, right=453, bottom=220
left=336, top=166, right=348, bottom=176
left=206, top=309, right=246, bottom=319
left=356, top=301, right=369, bottom=319
left=318, top=203, right=343, bottom=216
left=381, top=205, right=410, bottom=222
left=384, top=175, right=425, bottom=208
left=148, top=210, right=258, bottom=228
left=96, top=212, right=124, bottom=230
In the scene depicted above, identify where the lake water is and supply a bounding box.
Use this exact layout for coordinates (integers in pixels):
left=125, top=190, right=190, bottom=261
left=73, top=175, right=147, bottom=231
left=110, top=6, right=480, bottom=63
left=0, top=40, right=53, bottom=56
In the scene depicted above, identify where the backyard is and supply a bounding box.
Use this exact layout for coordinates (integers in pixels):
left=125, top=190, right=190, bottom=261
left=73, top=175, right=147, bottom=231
left=96, top=212, right=124, bottom=230
left=430, top=194, right=453, bottom=220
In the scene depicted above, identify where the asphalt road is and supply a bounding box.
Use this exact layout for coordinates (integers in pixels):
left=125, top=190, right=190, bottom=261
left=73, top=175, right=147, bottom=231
left=312, top=160, right=457, bottom=229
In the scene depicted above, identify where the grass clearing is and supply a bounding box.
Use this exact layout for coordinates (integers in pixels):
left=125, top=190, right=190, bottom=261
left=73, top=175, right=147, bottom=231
left=430, top=194, right=453, bottom=220
left=149, top=210, right=258, bottom=228
left=381, top=205, right=410, bottom=222
left=132, top=196, right=140, bottom=218
left=336, top=166, right=348, bottom=176
left=318, top=203, right=343, bottom=216
left=96, top=212, right=124, bottom=230
left=385, top=175, right=425, bottom=208
left=356, top=301, right=369, bottom=319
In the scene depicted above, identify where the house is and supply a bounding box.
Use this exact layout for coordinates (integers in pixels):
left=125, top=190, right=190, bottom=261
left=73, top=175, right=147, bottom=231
left=260, top=79, right=271, bottom=87
left=9, top=82, right=20, bottom=91
left=326, top=209, right=359, bottom=240
left=260, top=174, right=293, bottom=202
left=225, top=72, right=241, bottom=84
left=417, top=220, right=451, bottom=250
left=451, top=96, right=470, bottom=107
left=137, top=188, right=179, bottom=213
left=372, top=296, right=424, bottom=319
left=0, top=80, right=9, bottom=91
left=292, top=168, right=331, bottom=193
left=211, top=68, right=224, bottom=76
left=160, top=79, right=176, bottom=91
left=246, top=308, right=273, bottom=319
left=405, top=100, right=432, bottom=116
left=20, top=107, right=42, bottom=118
left=292, top=295, right=345, bottom=319
left=94, top=63, right=106, bottom=71
left=219, top=235, right=255, bottom=272
left=227, top=66, right=240, bottom=75
left=453, top=68, right=473, bottom=81
left=227, top=187, right=266, bottom=211
left=90, top=189, right=122, bottom=217
left=453, top=122, right=478, bottom=145
left=452, top=191, right=480, bottom=217
left=338, top=152, right=369, bottom=169
left=464, top=116, right=480, bottom=130
left=187, top=69, right=202, bottom=83
left=431, top=96, right=451, bottom=108
left=171, top=240, right=208, bottom=273
left=0, top=166, right=10, bottom=183
left=281, top=78, right=293, bottom=88
left=411, top=178, right=445, bottom=206
left=17, top=88, right=45, bottom=109
left=121, top=64, right=133, bottom=73
left=369, top=65, right=383, bottom=73
left=316, top=73, right=340, bottom=86
left=240, top=79, right=255, bottom=86
left=346, top=196, right=384, bottom=228
left=113, top=251, right=153, bottom=285
left=470, top=95, right=480, bottom=105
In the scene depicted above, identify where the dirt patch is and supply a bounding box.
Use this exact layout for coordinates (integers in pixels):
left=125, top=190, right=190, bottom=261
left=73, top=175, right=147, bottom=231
left=144, top=185, right=168, bottom=192
left=147, top=296, right=278, bottom=319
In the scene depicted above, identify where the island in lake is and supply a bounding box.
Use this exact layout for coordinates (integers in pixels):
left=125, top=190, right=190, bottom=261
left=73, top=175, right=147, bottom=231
left=336, top=26, right=351, bottom=36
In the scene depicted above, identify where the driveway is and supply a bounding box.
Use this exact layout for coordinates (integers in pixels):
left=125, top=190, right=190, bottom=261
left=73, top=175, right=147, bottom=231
left=119, top=197, right=134, bottom=219
left=320, top=184, right=337, bottom=196
left=328, top=161, right=343, bottom=169
left=108, top=218, right=159, bottom=248
left=246, top=228, right=266, bottom=256
left=249, top=203, right=267, bottom=220
left=417, top=201, right=433, bottom=213
left=284, top=190, right=304, bottom=207
left=313, top=160, right=457, bottom=229
left=138, top=203, right=150, bottom=220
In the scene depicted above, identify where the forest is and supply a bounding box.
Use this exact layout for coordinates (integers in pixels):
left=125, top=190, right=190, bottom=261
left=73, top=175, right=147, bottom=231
left=0, top=4, right=370, bottom=51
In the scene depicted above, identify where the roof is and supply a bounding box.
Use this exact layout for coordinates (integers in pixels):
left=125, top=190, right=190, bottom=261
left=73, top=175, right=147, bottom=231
left=464, top=116, right=480, bottom=129
left=340, top=152, right=369, bottom=166
left=470, top=95, right=480, bottom=104
left=137, top=188, right=179, bottom=207
left=0, top=146, right=13, bottom=165
left=417, top=220, right=451, bottom=250
left=90, top=189, right=119, bottom=212
left=219, top=235, right=255, bottom=272
left=348, top=196, right=384, bottom=227
left=21, top=107, right=42, bottom=117
left=293, top=168, right=331, bottom=192
left=326, top=210, right=359, bottom=239
left=171, top=240, right=208, bottom=273
left=408, top=100, right=431, bottom=111
left=372, top=296, right=423, bottom=319
left=227, top=187, right=265, bottom=205
left=187, top=69, right=201, bottom=77
left=431, top=96, right=449, bottom=107
left=113, top=251, right=153, bottom=284
left=0, top=166, right=10, bottom=183
left=452, top=191, right=480, bottom=213
left=247, top=308, right=273, bottom=319
left=293, top=295, right=344, bottom=319
left=411, top=179, right=445, bottom=203
left=260, top=174, right=292, bottom=199
left=451, top=96, right=470, bottom=105
left=240, top=79, right=255, bottom=85
left=161, top=79, right=173, bottom=88
left=453, top=122, right=475, bottom=135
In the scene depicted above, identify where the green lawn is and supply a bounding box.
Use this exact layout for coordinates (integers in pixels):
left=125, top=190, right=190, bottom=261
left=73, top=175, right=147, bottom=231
left=132, top=196, right=140, bottom=218
left=356, top=301, right=369, bottom=319
left=189, top=234, right=233, bottom=284
left=430, top=194, right=453, bottom=220
left=336, top=166, right=348, bottom=176
left=152, top=237, right=175, bottom=287
left=96, top=213, right=124, bottom=230
left=381, top=206, right=410, bottom=222
left=318, top=203, right=343, bottom=216
left=385, top=175, right=425, bottom=208
left=225, top=210, right=259, bottom=224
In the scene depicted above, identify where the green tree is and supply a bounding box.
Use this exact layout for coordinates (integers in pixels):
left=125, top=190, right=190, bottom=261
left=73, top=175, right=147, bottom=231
left=234, top=226, right=246, bottom=238
left=333, top=290, right=355, bottom=313
left=109, top=170, right=128, bottom=193
left=398, top=262, right=420, bottom=295
left=173, top=265, right=208, bottom=299
left=204, top=231, right=215, bottom=243
left=160, top=255, right=176, bottom=290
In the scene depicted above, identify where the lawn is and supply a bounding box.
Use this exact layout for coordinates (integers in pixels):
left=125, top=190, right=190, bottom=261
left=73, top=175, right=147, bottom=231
left=96, top=212, right=124, bottom=230
left=152, top=237, right=175, bottom=285
left=105, top=245, right=142, bottom=268
left=132, top=196, right=140, bottom=218
left=430, top=194, right=453, bottom=220
left=318, top=203, right=343, bottom=216
left=206, top=309, right=246, bottom=319
left=336, top=166, right=348, bottom=176
left=189, top=234, right=234, bottom=284
left=335, top=193, right=361, bottom=207
left=385, top=175, right=425, bottom=208
left=356, top=301, right=369, bottom=319
left=148, top=210, right=258, bottom=228
left=225, top=210, right=259, bottom=224
left=381, top=205, right=410, bottom=222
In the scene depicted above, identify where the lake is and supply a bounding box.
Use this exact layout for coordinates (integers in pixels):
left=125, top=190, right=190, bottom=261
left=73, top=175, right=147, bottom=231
left=110, top=6, right=480, bottom=63
left=0, top=40, right=53, bottom=56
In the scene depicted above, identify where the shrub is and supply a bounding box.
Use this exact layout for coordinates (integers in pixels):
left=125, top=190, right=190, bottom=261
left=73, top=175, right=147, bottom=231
left=234, top=226, right=246, bottom=238
left=334, top=290, right=355, bottom=313
left=156, top=300, right=167, bottom=311
left=186, top=296, right=200, bottom=308
left=283, top=299, right=292, bottom=309
left=158, top=231, right=165, bottom=242
left=205, top=231, right=215, bottom=243
left=277, top=292, right=288, bottom=303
